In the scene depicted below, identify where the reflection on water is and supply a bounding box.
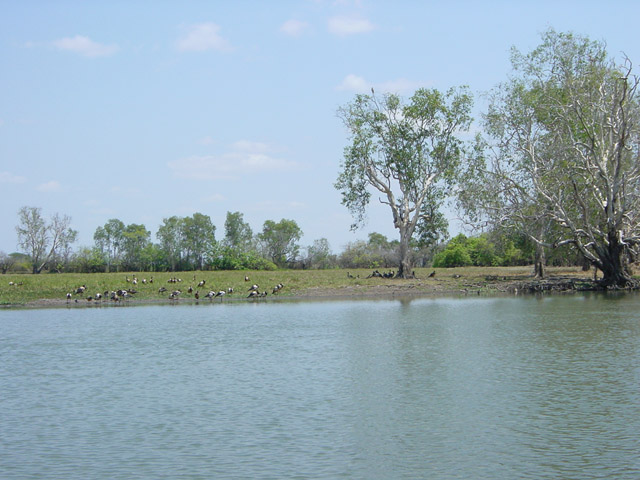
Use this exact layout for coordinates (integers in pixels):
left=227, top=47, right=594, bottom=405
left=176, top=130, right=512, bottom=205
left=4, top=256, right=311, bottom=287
left=1, top=294, right=639, bottom=479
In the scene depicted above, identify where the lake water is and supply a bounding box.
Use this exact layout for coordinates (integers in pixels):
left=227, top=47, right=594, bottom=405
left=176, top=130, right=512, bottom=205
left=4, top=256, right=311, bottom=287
left=1, top=294, right=640, bottom=479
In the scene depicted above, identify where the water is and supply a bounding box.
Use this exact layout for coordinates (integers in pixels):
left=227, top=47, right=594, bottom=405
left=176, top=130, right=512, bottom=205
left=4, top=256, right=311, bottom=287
left=1, top=294, right=640, bottom=479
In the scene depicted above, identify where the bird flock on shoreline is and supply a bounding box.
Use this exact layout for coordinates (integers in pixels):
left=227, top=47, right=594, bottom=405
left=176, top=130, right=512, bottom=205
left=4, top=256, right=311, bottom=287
left=64, top=274, right=285, bottom=304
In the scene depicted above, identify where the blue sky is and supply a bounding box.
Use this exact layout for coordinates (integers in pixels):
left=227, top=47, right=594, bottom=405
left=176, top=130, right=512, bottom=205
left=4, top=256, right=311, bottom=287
left=2, top=0, right=640, bottom=255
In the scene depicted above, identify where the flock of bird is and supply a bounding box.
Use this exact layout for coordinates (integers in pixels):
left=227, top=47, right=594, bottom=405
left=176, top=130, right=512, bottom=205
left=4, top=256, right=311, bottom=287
left=66, top=274, right=285, bottom=304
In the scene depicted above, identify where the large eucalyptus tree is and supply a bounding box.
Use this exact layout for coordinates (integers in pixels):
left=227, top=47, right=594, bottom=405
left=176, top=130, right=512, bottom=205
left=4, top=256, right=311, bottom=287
left=462, top=30, right=640, bottom=287
left=335, top=87, right=473, bottom=278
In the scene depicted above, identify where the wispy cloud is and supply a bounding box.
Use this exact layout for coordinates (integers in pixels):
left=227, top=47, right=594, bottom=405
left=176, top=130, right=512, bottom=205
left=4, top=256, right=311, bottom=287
left=328, top=16, right=375, bottom=36
left=336, top=74, right=370, bottom=92
left=52, top=35, right=118, bottom=57
left=176, top=22, right=232, bottom=52
left=201, top=193, right=225, bottom=203
left=336, top=74, right=424, bottom=94
left=198, top=135, right=216, bottom=146
left=280, top=19, right=311, bottom=37
left=168, top=140, right=297, bottom=180
left=36, top=180, right=62, bottom=192
left=0, top=171, right=27, bottom=184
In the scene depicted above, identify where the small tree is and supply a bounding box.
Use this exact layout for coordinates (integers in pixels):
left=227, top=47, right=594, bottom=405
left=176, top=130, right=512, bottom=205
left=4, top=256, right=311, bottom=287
left=121, top=223, right=151, bottom=271
left=306, top=238, right=334, bottom=269
left=16, top=206, right=77, bottom=274
left=258, top=219, right=302, bottom=267
left=0, top=251, right=16, bottom=274
left=336, top=87, right=473, bottom=278
left=157, top=216, right=184, bottom=271
left=224, top=211, right=253, bottom=251
left=182, top=213, right=216, bottom=270
left=94, top=219, right=125, bottom=272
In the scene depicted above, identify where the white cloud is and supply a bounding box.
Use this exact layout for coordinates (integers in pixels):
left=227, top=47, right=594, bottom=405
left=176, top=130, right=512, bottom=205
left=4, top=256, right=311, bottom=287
left=336, top=74, right=424, bottom=94
left=0, top=171, right=27, bottom=184
left=280, top=19, right=310, bottom=37
left=336, top=74, right=370, bottom=92
left=328, top=16, right=374, bottom=36
left=177, top=23, right=232, bottom=52
left=201, top=193, right=225, bottom=203
left=36, top=180, right=62, bottom=192
left=168, top=141, right=297, bottom=180
left=52, top=35, right=118, bottom=57
left=231, top=140, right=273, bottom=153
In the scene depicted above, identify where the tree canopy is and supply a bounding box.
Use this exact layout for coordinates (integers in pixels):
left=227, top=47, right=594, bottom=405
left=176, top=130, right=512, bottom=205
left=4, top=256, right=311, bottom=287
left=16, top=206, right=77, bottom=274
left=258, top=218, right=302, bottom=267
left=336, top=87, right=473, bottom=277
left=460, top=29, right=640, bottom=287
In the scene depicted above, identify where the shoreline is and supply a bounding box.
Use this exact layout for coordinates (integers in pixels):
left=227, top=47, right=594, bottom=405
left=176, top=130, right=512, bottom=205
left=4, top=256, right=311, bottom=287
left=2, top=274, right=614, bottom=310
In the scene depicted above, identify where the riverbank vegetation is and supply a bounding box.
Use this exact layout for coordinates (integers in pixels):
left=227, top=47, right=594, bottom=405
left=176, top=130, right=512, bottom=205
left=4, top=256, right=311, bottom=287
left=0, top=266, right=610, bottom=307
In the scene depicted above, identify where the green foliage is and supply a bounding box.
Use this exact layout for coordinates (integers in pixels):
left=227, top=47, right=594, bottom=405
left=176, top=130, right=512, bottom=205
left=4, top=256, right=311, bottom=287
left=433, top=233, right=505, bottom=268
left=338, top=240, right=386, bottom=269
left=69, top=247, right=107, bottom=273
left=156, top=216, right=183, bottom=271
left=258, top=219, right=303, bottom=267
left=224, top=211, right=253, bottom=250
left=182, top=213, right=217, bottom=270
left=463, top=29, right=640, bottom=286
left=121, top=224, right=151, bottom=271
left=94, top=218, right=125, bottom=272
left=432, top=244, right=472, bottom=268
left=305, top=238, right=334, bottom=269
left=211, top=247, right=277, bottom=271
left=336, top=87, right=472, bottom=276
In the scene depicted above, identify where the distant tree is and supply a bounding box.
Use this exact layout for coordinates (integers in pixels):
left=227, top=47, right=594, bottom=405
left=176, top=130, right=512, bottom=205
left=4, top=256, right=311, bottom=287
left=181, top=213, right=216, bottom=270
left=224, top=211, right=253, bottom=250
left=7, top=252, right=31, bottom=273
left=157, top=216, right=184, bottom=271
left=306, top=238, right=334, bottom=269
left=15, top=206, right=77, bottom=274
left=258, top=218, right=302, bottom=267
left=212, top=246, right=277, bottom=271
left=337, top=240, right=382, bottom=269
left=432, top=234, right=473, bottom=268
left=70, top=247, right=107, bottom=273
left=93, top=219, right=125, bottom=272
left=336, top=87, right=473, bottom=278
left=0, top=251, right=16, bottom=274
left=367, top=232, right=401, bottom=268
left=121, top=223, right=151, bottom=271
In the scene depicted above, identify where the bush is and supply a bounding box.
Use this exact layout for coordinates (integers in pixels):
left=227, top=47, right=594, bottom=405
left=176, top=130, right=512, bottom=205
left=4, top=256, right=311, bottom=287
left=433, top=244, right=472, bottom=267
left=211, top=247, right=277, bottom=271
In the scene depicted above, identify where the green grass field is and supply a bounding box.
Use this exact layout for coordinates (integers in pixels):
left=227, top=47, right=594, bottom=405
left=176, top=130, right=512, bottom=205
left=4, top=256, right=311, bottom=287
left=0, top=266, right=594, bottom=306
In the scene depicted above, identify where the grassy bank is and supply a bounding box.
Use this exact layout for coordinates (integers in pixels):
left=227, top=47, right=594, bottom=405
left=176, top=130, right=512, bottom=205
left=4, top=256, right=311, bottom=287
left=0, top=266, right=597, bottom=307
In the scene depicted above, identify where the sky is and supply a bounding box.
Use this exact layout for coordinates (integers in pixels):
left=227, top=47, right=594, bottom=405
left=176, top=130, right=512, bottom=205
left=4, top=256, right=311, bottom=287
left=2, top=0, right=640, bottom=256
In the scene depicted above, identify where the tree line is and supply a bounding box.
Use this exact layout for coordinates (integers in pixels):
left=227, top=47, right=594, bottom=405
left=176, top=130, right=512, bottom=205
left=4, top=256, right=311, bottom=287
left=5, top=205, right=445, bottom=274
left=5, top=202, right=583, bottom=275
left=8, top=208, right=303, bottom=273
